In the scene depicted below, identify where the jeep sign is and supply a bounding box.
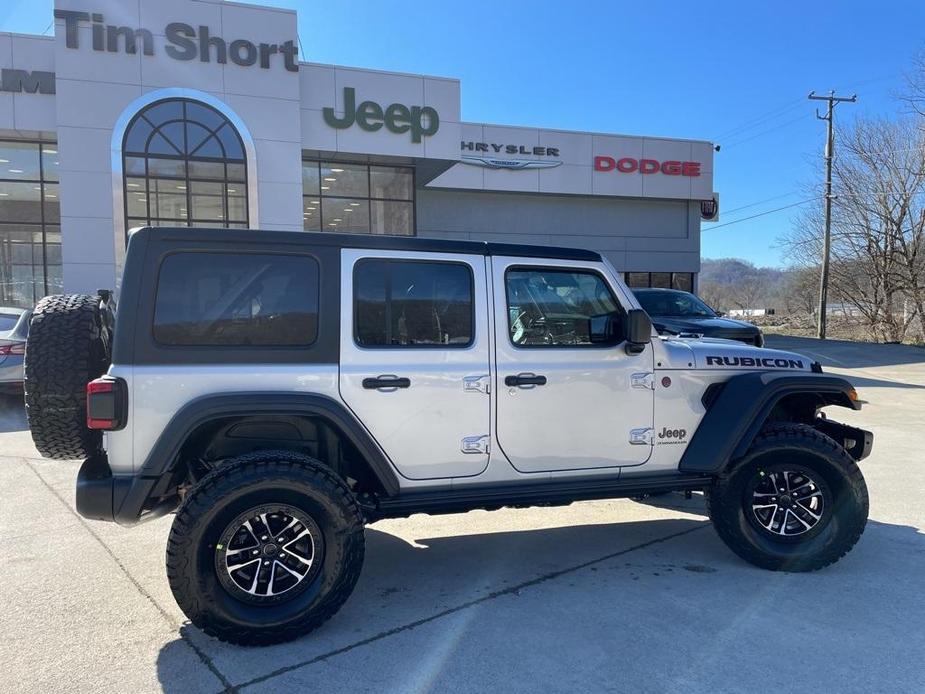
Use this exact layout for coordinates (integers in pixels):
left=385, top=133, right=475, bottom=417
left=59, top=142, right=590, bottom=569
left=322, top=87, right=439, bottom=143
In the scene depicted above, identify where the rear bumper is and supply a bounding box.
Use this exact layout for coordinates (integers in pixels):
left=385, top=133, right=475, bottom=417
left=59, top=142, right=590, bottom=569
left=76, top=451, right=177, bottom=525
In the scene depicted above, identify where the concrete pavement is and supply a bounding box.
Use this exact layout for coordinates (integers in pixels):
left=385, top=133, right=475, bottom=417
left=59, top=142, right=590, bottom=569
left=0, top=335, right=923, bottom=693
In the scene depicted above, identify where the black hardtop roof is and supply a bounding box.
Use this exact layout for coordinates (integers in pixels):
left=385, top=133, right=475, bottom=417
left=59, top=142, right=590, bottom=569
left=131, top=226, right=602, bottom=262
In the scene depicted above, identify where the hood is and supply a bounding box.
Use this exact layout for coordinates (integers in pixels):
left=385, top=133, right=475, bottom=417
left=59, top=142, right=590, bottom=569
left=660, top=337, right=812, bottom=372
left=651, top=315, right=758, bottom=336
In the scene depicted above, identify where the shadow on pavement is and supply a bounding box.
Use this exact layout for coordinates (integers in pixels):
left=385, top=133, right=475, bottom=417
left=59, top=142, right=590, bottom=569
left=0, top=394, right=27, bottom=433
left=155, top=514, right=925, bottom=693
left=765, top=334, right=925, bottom=369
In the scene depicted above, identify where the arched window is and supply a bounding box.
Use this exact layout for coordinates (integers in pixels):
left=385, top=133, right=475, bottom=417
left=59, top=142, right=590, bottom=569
left=122, top=98, right=248, bottom=235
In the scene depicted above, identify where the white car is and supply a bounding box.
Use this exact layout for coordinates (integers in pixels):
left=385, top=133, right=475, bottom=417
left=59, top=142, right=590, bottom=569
left=0, top=307, right=30, bottom=396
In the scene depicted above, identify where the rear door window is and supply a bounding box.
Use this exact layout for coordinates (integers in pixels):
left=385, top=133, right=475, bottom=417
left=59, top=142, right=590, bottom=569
left=153, top=252, right=319, bottom=346
left=354, top=259, right=473, bottom=347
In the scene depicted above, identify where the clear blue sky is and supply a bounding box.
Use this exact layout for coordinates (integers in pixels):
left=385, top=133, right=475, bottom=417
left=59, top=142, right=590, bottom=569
left=3, top=0, right=923, bottom=268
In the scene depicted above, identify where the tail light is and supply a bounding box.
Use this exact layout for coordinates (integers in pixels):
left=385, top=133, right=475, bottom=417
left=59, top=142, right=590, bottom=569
left=86, top=377, right=127, bottom=430
left=0, top=342, right=25, bottom=356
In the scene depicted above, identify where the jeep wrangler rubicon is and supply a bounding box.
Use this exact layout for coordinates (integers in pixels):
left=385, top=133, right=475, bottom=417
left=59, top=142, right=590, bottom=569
left=24, top=227, right=873, bottom=646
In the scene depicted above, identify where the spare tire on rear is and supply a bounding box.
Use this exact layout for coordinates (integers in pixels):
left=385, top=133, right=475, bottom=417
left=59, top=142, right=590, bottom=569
left=24, top=294, right=112, bottom=460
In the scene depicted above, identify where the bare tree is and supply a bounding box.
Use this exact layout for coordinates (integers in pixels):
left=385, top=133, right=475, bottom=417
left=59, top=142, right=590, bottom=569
left=783, top=117, right=925, bottom=342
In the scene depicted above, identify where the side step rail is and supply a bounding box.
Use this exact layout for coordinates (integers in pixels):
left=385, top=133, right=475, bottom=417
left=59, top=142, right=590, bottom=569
left=366, top=473, right=710, bottom=520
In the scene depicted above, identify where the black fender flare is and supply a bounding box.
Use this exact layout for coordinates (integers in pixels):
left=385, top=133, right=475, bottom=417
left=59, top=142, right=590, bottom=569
left=678, top=372, right=859, bottom=475
left=107, top=392, right=400, bottom=525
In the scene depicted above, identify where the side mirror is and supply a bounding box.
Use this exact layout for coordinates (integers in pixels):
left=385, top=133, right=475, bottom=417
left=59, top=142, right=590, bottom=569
left=589, top=312, right=620, bottom=344
left=625, top=308, right=652, bottom=354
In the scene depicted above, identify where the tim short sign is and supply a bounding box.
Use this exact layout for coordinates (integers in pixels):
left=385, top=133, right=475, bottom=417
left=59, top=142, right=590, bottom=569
left=0, top=69, right=55, bottom=94
left=54, top=10, right=299, bottom=71
left=594, top=156, right=702, bottom=177
left=322, top=87, right=439, bottom=143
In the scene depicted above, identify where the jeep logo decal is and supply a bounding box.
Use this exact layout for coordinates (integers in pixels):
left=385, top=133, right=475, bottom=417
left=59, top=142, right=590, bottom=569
left=657, top=427, right=686, bottom=440
left=323, top=87, right=439, bottom=143
left=705, top=356, right=804, bottom=369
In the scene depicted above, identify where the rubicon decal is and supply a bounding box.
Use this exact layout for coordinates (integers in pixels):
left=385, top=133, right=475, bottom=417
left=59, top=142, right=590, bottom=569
left=594, top=156, right=701, bottom=177
left=705, top=356, right=805, bottom=369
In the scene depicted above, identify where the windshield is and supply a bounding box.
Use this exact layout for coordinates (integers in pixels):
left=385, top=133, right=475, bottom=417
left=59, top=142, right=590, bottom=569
left=634, top=290, right=716, bottom=318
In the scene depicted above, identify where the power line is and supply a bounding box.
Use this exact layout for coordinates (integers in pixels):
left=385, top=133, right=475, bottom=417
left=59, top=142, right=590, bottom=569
left=711, top=98, right=805, bottom=141
left=720, top=191, right=802, bottom=217
left=722, top=113, right=810, bottom=149
left=703, top=198, right=821, bottom=231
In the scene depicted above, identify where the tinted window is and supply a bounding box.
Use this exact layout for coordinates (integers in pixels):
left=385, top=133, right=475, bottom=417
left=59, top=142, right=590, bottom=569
left=506, top=268, right=621, bottom=347
left=154, top=253, right=319, bottom=346
left=354, top=260, right=473, bottom=347
left=634, top=290, right=715, bottom=318
left=0, top=313, right=20, bottom=331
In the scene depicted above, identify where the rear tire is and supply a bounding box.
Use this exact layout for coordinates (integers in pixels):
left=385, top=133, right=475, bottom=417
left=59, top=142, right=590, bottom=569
left=166, top=451, right=365, bottom=646
left=707, top=423, right=868, bottom=572
left=24, top=294, right=111, bottom=459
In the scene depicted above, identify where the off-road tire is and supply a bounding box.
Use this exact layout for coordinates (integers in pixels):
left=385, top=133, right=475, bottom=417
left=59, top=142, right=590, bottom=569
left=707, top=423, right=868, bottom=572
left=166, top=451, right=366, bottom=646
left=24, top=294, right=111, bottom=459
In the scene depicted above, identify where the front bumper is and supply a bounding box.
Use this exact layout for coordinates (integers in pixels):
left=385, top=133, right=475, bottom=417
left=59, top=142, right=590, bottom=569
left=815, top=418, right=874, bottom=461
left=76, top=451, right=178, bottom=524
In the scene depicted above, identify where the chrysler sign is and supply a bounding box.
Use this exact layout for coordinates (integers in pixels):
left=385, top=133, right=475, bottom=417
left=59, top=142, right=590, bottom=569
left=460, top=141, right=562, bottom=170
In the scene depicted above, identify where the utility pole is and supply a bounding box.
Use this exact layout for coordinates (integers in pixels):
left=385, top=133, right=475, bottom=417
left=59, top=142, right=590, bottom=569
left=808, top=90, right=856, bottom=339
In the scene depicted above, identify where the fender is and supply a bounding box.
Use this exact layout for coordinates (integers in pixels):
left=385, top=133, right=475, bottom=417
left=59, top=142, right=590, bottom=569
left=95, top=392, right=401, bottom=525
left=679, top=372, right=859, bottom=475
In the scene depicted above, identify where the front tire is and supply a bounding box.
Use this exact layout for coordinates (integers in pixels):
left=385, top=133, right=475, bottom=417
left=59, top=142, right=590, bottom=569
left=166, top=451, right=365, bottom=646
left=707, top=423, right=868, bottom=572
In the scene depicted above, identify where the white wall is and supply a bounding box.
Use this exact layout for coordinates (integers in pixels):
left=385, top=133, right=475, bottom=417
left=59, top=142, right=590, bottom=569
left=52, top=0, right=303, bottom=293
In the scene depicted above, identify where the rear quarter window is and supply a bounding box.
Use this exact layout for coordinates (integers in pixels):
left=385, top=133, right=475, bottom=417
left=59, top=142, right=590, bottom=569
left=153, top=252, right=319, bottom=347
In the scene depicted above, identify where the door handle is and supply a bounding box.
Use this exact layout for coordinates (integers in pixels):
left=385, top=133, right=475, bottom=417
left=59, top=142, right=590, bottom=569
left=362, top=375, right=411, bottom=390
left=504, top=373, right=547, bottom=387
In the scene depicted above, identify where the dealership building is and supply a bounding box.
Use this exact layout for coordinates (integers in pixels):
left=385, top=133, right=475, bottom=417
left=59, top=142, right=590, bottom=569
left=0, top=0, right=716, bottom=308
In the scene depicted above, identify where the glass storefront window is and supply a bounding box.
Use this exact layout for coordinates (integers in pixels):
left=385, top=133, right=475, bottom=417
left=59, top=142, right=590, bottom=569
left=370, top=166, right=413, bottom=199
left=303, top=160, right=414, bottom=235
left=122, top=98, right=249, bottom=234
left=370, top=200, right=413, bottom=235
left=0, top=141, right=59, bottom=307
left=624, top=272, right=696, bottom=292
left=0, top=141, right=42, bottom=181
left=322, top=197, right=369, bottom=233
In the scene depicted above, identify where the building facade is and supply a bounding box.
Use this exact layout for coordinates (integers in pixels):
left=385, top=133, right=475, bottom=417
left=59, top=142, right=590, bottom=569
left=0, top=0, right=715, bottom=308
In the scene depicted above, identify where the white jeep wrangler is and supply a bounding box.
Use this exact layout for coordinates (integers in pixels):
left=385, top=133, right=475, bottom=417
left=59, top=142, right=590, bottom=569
left=24, top=227, right=872, bottom=646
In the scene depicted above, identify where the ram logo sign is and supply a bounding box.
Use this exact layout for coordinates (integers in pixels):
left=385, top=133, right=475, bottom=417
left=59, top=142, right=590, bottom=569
left=0, top=69, right=56, bottom=94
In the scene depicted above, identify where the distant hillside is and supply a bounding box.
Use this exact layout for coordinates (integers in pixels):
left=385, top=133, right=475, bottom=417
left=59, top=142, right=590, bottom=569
left=699, top=258, right=797, bottom=312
